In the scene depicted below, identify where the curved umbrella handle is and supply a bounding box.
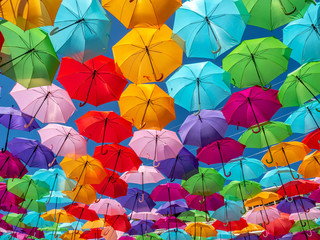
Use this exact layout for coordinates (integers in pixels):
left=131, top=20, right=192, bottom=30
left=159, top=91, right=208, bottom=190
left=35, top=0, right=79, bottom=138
left=307, top=230, right=313, bottom=237
left=170, top=177, right=176, bottom=182
left=281, top=5, right=296, bottom=15
left=100, top=145, right=108, bottom=155
left=262, top=83, right=272, bottom=91
left=205, top=214, right=211, bottom=222
left=95, top=194, right=103, bottom=203
left=193, top=109, right=201, bottom=116
left=50, top=27, right=60, bottom=35
left=153, top=160, right=160, bottom=168
left=240, top=206, right=247, bottom=214
left=155, top=73, right=164, bottom=82
left=286, top=196, right=294, bottom=202
left=211, top=38, right=222, bottom=54
left=262, top=231, right=269, bottom=237
left=223, top=222, right=229, bottom=227
left=316, top=108, right=320, bottom=112
left=222, top=164, right=231, bottom=178
left=252, top=124, right=261, bottom=134
left=139, top=121, right=146, bottom=129
left=199, top=197, right=205, bottom=204
left=138, top=193, right=145, bottom=203
left=301, top=221, right=307, bottom=227
left=290, top=168, right=300, bottom=180
left=302, top=204, right=310, bottom=213
left=48, top=157, right=57, bottom=168
left=24, top=118, right=34, bottom=128
left=79, top=100, right=88, bottom=107
left=244, top=184, right=252, bottom=195
left=265, top=152, right=274, bottom=164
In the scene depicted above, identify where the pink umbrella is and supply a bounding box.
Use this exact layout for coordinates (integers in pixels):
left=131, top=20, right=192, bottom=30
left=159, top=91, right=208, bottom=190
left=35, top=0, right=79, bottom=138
left=129, top=129, right=183, bottom=167
left=131, top=208, right=162, bottom=221
left=152, top=216, right=186, bottom=230
left=37, top=124, right=87, bottom=166
left=309, top=188, right=320, bottom=202
left=89, top=199, right=125, bottom=216
left=0, top=183, right=23, bottom=206
left=10, top=83, right=75, bottom=127
left=289, top=208, right=320, bottom=221
left=150, top=183, right=189, bottom=202
left=120, top=165, right=165, bottom=202
left=186, top=193, right=225, bottom=211
left=0, top=151, right=28, bottom=179
left=244, top=206, right=280, bottom=225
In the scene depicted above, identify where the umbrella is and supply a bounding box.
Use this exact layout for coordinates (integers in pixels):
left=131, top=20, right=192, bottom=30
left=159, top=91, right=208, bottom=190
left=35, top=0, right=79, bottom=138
left=37, top=124, right=87, bottom=166
left=128, top=129, right=183, bottom=167
left=113, top=25, right=182, bottom=83
left=213, top=218, right=248, bottom=232
left=178, top=110, right=229, bottom=148
left=308, top=188, right=320, bottom=202
left=260, top=167, right=302, bottom=188
left=89, top=198, right=125, bottom=216
left=264, top=217, right=294, bottom=238
left=222, top=86, right=281, bottom=130
left=0, top=20, right=59, bottom=88
left=161, top=229, right=191, bottom=240
left=121, top=165, right=165, bottom=202
left=81, top=219, right=107, bottom=230
left=131, top=209, right=162, bottom=221
left=0, top=107, right=39, bottom=152
left=60, top=230, right=84, bottom=240
left=10, top=83, right=75, bottom=127
left=197, top=138, right=245, bottom=177
left=283, top=3, right=320, bottom=64
left=57, top=55, right=127, bottom=107
left=166, top=61, right=231, bottom=113
left=185, top=222, right=217, bottom=238
left=101, top=226, right=118, bottom=240
left=104, top=214, right=131, bottom=232
left=75, top=111, right=133, bottom=153
left=212, top=200, right=244, bottom=223
left=127, top=220, right=155, bottom=236
left=290, top=220, right=318, bottom=232
left=173, top=0, right=248, bottom=59
left=244, top=192, right=282, bottom=208
left=185, top=193, right=225, bottom=212
left=290, top=208, right=320, bottom=221
left=152, top=216, right=186, bottom=230
left=43, top=0, right=111, bottom=63
left=157, top=200, right=191, bottom=215
left=156, top=147, right=199, bottom=181
left=119, top=84, right=176, bottom=130
left=0, top=151, right=27, bottom=179
left=223, top=37, right=291, bottom=89
left=80, top=228, right=103, bottom=239
left=233, top=223, right=264, bottom=235
left=151, top=183, right=189, bottom=202
left=277, top=180, right=319, bottom=198
left=19, top=199, right=46, bottom=212
left=298, top=150, right=320, bottom=178
left=292, top=231, right=320, bottom=240
left=277, top=197, right=316, bottom=214
left=278, top=61, right=320, bottom=107
left=63, top=184, right=97, bottom=205
left=302, top=129, right=320, bottom=150
left=102, top=0, right=181, bottom=29
left=244, top=206, right=280, bottom=225
left=0, top=182, right=24, bottom=206
left=178, top=210, right=209, bottom=223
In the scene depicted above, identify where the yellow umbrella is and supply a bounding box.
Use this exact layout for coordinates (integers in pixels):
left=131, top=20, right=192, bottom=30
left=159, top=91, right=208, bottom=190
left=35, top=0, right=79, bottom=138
left=60, top=154, right=107, bottom=185
left=82, top=218, right=109, bottom=230
left=112, top=24, right=183, bottom=84
left=119, top=84, right=175, bottom=130
left=244, top=192, right=282, bottom=207
left=185, top=222, right=217, bottom=238
left=41, top=209, right=76, bottom=223
left=102, top=0, right=181, bottom=29
left=63, top=184, right=97, bottom=205
left=0, top=0, right=62, bottom=30
left=233, top=223, right=264, bottom=234
left=298, top=151, right=320, bottom=178
left=60, top=230, right=84, bottom=240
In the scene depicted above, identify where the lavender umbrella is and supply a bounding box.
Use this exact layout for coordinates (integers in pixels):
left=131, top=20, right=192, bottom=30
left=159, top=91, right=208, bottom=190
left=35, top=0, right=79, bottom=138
left=178, top=110, right=228, bottom=147
left=127, top=220, right=155, bottom=236
left=156, top=147, right=199, bottom=181
left=156, top=200, right=191, bottom=215
left=277, top=197, right=316, bottom=214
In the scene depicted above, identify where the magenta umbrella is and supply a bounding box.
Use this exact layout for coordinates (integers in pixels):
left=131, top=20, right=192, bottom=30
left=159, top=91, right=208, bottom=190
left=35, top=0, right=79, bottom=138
left=308, top=188, right=320, bottom=203
left=0, top=183, right=24, bottom=206
left=152, top=216, right=186, bottom=230
left=185, top=193, right=225, bottom=212
left=0, top=151, right=27, bottom=179
left=222, top=86, right=281, bottom=133
left=197, top=138, right=245, bottom=177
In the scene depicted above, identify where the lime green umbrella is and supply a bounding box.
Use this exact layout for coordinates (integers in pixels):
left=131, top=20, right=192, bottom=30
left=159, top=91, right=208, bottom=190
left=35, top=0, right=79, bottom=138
left=290, top=220, right=318, bottom=232
left=39, top=223, right=68, bottom=232
left=19, top=199, right=47, bottom=213
left=136, top=233, right=163, bottom=240
left=6, top=175, right=49, bottom=200
left=0, top=20, right=60, bottom=89
left=278, top=61, right=320, bottom=107
left=223, top=37, right=291, bottom=89
left=242, top=0, right=311, bottom=31
left=178, top=210, right=209, bottom=222
left=2, top=213, right=29, bottom=228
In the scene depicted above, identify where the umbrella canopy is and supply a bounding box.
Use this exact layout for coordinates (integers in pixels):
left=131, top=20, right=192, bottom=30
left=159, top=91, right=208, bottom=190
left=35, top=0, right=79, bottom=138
left=213, top=218, right=248, bottom=232
left=260, top=167, right=302, bottom=188
left=89, top=198, right=125, bottom=216
left=298, top=150, right=320, bottom=178
left=223, top=37, right=291, bottom=89
left=0, top=20, right=60, bottom=88
left=161, top=229, right=191, bottom=240
left=152, top=216, right=186, bottom=230
left=186, top=193, right=225, bottom=212
left=63, top=184, right=97, bottom=205
left=302, top=129, right=320, bottom=150
left=41, top=209, right=76, bottom=223
left=264, top=217, right=295, bottom=238
left=289, top=208, right=320, bottom=221
left=185, top=222, right=218, bottom=238
left=244, top=206, right=280, bottom=225
left=105, top=214, right=131, bottom=232
left=212, top=200, right=244, bottom=223
left=0, top=182, right=24, bottom=206
left=277, top=197, right=316, bottom=214
left=292, top=231, right=320, bottom=240
left=166, top=61, right=231, bottom=113
left=178, top=210, right=209, bottom=222
left=157, top=200, right=191, bottom=215
left=127, top=220, right=155, bottom=236
left=277, top=180, right=319, bottom=197
left=131, top=208, right=162, bottom=221
left=119, top=84, right=176, bottom=130
left=43, top=0, right=112, bottom=63
left=0, top=151, right=27, bottom=179
left=151, top=183, right=189, bottom=202
left=244, top=192, right=282, bottom=207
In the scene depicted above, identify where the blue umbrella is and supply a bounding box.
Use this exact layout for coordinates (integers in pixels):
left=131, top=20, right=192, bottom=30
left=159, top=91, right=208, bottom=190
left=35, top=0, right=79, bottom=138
left=127, top=220, right=155, bottom=236
left=32, top=169, right=70, bottom=192
left=173, top=0, right=249, bottom=59
left=216, top=230, right=235, bottom=239
left=211, top=200, right=243, bottom=223
left=285, top=100, right=320, bottom=134
left=59, top=221, right=84, bottom=230
left=156, top=147, right=199, bottom=182
left=157, top=200, right=191, bottom=215
left=260, top=167, right=302, bottom=188
left=22, top=211, right=53, bottom=228
left=161, top=229, right=192, bottom=240
left=166, top=61, right=231, bottom=113
left=42, top=0, right=111, bottom=63
left=283, top=3, right=320, bottom=64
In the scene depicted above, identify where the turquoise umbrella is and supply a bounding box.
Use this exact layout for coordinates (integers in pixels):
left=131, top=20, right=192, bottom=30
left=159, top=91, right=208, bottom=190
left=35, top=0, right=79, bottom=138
left=42, top=0, right=111, bottom=63
left=173, top=0, right=249, bottom=59
left=23, top=211, right=53, bottom=228
left=166, top=61, right=231, bottom=114
left=260, top=167, right=302, bottom=188
left=161, top=229, right=192, bottom=240
left=211, top=200, right=243, bottom=223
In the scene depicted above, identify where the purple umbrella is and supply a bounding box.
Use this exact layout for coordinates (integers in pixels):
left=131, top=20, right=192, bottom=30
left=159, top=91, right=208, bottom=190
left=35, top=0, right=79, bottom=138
left=292, top=231, right=320, bottom=240
left=186, top=193, right=225, bottom=211
left=8, top=138, right=56, bottom=177
left=235, top=233, right=259, bottom=240
left=127, top=220, right=155, bottom=236
left=0, top=151, right=27, bottom=179
left=156, top=147, right=199, bottom=181
left=281, top=233, right=293, bottom=240
left=152, top=216, right=186, bottom=230
left=156, top=200, right=191, bottom=215
left=178, top=110, right=228, bottom=147
left=277, top=196, right=316, bottom=214
left=0, top=107, right=39, bottom=152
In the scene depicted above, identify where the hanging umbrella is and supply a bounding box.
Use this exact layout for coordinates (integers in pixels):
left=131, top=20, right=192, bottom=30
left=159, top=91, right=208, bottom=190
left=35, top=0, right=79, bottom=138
left=57, top=55, right=127, bottom=107
left=62, top=184, right=97, bottom=205
left=185, top=222, right=217, bottom=238
left=131, top=209, right=162, bottom=221
left=152, top=216, right=186, bottom=230
left=75, top=111, right=133, bottom=153
left=277, top=197, right=316, bottom=214
left=161, top=229, right=191, bottom=240
left=298, top=150, right=320, bottom=178
left=244, top=192, right=282, bottom=208
left=292, top=231, right=320, bottom=240
left=0, top=151, right=27, bottom=179
left=173, top=0, right=248, bottom=59
left=19, top=199, right=46, bottom=212
left=302, top=129, right=320, bottom=150
left=178, top=110, right=228, bottom=148
left=290, top=220, right=318, bottom=233
left=10, top=83, right=76, bottom=127
left=113, top=25, right=182, bottom=83
left=60, top=230, right=84, bottom=240
left=129, top=129, right=183, bottom=167
left=290, top=208, right=320, bottom=221
left=157, top=200, right=191, bottom=215
left=43, top=0, right=111, bottom=63
left=223, top=37, right=291, bottom=89
left=81, top=219, right=107, bottom=230
left=120, top=165, right=165, bottom=202
left=104, top=214, right=131, bottom=232
left=0, top=20, right=60, bottom=88
left=89, top=198, right=125, bottom=216
left=0, top=183, right=24, bottom=206
left=185, top=193, right=225, bottom=212
left=222, top=86, right=281, bottom=130
left=260, top=167, right=302, bottom=188
left=166, top=61, right=231, bottom=113
left=283, top=3, right=320, bottom=64
left=233, top=223, right=265, bottom=235
left=212, top=200, right=244, bottom=223
left=264, top=217, right=295, bottom=238
left=102, top=0, right=181, bottom=29
left=80, top=228, right=103, bottom=239
left=151, top=183, right=189, bottom=202
left=213, top=218, right=248, bottom=232
left=119, top=84, right=175, bottom=130
left=156, top=147, right=199, bottom=181
left=307, top=188, right=320, bottom=202
left=101, top=226, right=118, bottom=240
left=244, top=206, right=280, bottom=225
left=277, top=180, right=319, bottom=199
left=127, top=220, right=155, bottom=236
left=178, top=210, right=209, bottom=223
left=197, top=138, right=245, bottom=177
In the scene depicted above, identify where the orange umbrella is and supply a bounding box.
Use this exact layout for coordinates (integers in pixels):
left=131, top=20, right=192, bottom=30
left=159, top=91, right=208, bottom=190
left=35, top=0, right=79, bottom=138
left=41, top=209, right=76, bottom=223
left=244, top=192, right=282, bottom=207
left=63, top=184, right=97, bottom=205
left=298, top=151, right=320, bottom=178
left=233, top=223, right=264, bottom=234
left=82, top=219, right=109, bottom=230
left=60, top=230, right=84, bottom=240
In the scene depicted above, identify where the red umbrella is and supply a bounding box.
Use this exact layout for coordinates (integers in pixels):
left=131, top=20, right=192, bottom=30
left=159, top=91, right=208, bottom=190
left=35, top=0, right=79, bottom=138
left=302, top=129, right=320, bottom=150
left=277, top=180, right=319, bottom=198
left=104, top=214, right=131, bottom=232
left=93, top=144, right=142, bottom=173
left=57, top=55, right=127, bottom=107
left=0, top=151, right=27, bottom=179
left=75, top=111, right=133, bottom=154
left=92, top=169, right=128, bottom=201
left=264, top=217, right=294, bottom=237
left=80, top=228, right=103, bottom=239
left=0, top=32, right=4, bottom=51
left=152, top=216, right=186, bottom=230
left=212, top=218, right=248, bottom=232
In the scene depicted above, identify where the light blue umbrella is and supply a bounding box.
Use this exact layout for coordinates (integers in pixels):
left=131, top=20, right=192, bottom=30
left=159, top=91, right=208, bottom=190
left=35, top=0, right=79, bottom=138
left=285, top=100, right=320, bottom=134
left=22, top=211, right=53, bottom=228
left=260, top=167, right=302, bottom=188
left=216, top=230, right=235, bottom=239
left=38, top=191, right=72, bottom=205
left=211, top=200, right=243, bottom=223
left=32, top=168, right=71, bottom=192
left=59, top=221, right=84, bottom=230
left=161, top=229, right=192, bottom=240
left=166, top=61, right=231, bottom=114
left=45, top=231, right=63, bottom=239
left=173, top=0, right=249, bottom=59
left=42, top=0, right=111, bottom=63
left=283, top=3, right=320, bottom=64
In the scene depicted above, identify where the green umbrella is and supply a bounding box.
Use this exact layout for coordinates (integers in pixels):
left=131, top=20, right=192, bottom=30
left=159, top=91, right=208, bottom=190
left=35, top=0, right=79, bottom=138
left=242, top=0, right=311, bottom=31
left=6, top=175, right=49, bottom=200
left=19, top=199, right=47, bottom=213
left=0, top=20, right=60, bottom=89
left=136, top=233, right=163, bottom=240
left=223, top=37, right=291, bottom=89
left=178, top=210, right=209, bottom=222
left=278, top=61, right=320, bottom=107
left=290, top=220, right=318, bottom=232
left=39, top=223, right=68, bottom=232
left=2, top=213, right=29, bottom=228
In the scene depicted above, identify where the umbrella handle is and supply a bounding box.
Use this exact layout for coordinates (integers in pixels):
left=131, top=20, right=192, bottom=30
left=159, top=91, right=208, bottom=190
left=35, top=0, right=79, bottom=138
left=290, top=168, right=300, bottom=180
left=24, top=117, right=34, bottom=128
left=155, top=73, right=164, bottom=82
left=193, top=109, right=201, bottom=116
left=262, top=83, right=271, bottom=91
left=302, top=204, right=310, bottom=213
left=316, top=108, right=320, bottom=112
left=307, top=230, right=313, bottom=237
left=138, top=193, right=144, bottom=203
left=223, top=222, right=229, bottom=227
left=95, top=194, right=103, bottom=203
left=153, top=159, right=160, bottom=168
left=211, top=38, right=221, bottom=54
left=222, top=162, right=231, bottom=177
left=251, top=124, right=261, bottom=134
left=205, top=214, right=211, bottom=222
left=139, top=121, right=146, bottom=129
left=169, top=177, right=176, bottom=182
left=199, top=196, right=205, bottom=204
left=240, top=206, right=247, bottom=214
left=244, top=184, right=252, bottom=195
left=48, top=157, right=57, bottom=168
left=286, top=196, right=294, bottom=202
left=301, top=221, right=307, bottom=227
left=262, top=231, right=269, bottom=237
left=50, top=27, right=60, bottom=35
left=279, top=0, right=296, bottom=15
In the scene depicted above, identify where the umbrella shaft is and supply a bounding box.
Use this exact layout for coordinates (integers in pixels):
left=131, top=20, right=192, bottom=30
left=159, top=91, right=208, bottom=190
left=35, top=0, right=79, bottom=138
left=0, top=48, right=35, bottom=68
left=3, top=114, right=12, bottom=151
